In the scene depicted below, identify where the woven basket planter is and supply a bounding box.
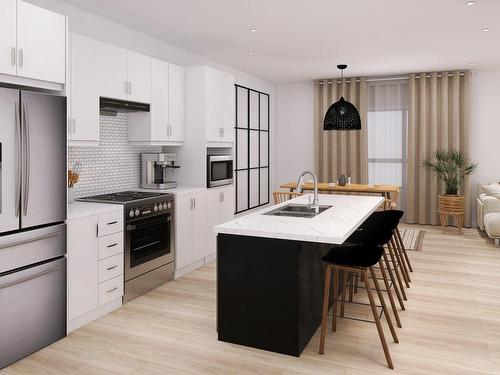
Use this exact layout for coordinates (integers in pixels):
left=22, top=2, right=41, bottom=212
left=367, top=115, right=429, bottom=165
left=438, top=194, right=465, bottom=234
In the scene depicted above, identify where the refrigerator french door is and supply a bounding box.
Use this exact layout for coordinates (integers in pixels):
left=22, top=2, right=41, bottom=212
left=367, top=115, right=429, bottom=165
left=0, top=87, right=67, bottom=369
left=0, top=88, right=66, bottom=231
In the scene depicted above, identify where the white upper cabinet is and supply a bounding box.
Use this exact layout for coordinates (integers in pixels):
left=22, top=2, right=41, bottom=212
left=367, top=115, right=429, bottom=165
left=149, top=58, right=170, bottom=143
left=168, top=63, right=185, bottom=143
left=129, top=58, right=184, bottom=145
left=127, top=51, right=151, bottom=103
left=69, top=34, right=100, bottom=145
left=204, top=67, right=235, bottom=143
left=97, top=42, right=128, bottom=101
left=0, top=0, right=17, bottom=76
left=16, top=0, right=66, bottom=84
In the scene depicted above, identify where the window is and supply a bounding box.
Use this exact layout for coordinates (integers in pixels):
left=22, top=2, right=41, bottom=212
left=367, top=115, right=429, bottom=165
left=367, top=80, right=408, bottom=211
left=235, top=85, right=270, bottom=214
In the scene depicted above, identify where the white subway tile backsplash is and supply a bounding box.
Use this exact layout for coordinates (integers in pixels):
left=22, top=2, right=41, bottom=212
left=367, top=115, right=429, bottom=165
left=68, top=113, right=162, bottom=198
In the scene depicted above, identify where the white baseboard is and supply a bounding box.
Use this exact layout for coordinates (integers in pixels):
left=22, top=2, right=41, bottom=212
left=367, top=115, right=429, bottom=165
left=174, top=252, right=216, bottom=279
left=67, top=298, right=122, bottom=333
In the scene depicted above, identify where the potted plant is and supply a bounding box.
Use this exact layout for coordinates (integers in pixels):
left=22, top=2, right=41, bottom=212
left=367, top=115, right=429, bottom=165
left=423, top=149, right=478, bottom=232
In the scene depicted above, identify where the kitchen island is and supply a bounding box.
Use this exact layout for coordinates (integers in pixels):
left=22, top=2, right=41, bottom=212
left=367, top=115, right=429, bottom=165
left=214, top=194, right=384, bottom=356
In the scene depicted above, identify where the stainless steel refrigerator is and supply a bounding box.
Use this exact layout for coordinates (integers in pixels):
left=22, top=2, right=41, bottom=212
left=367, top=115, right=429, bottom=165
left=0, top=88, right=67, bottom=369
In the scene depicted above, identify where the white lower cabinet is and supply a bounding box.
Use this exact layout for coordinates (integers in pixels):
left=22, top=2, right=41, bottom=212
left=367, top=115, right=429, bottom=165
left=67, top=208, right=124, bottom=332
left=175, top=186, right=234, bottom=277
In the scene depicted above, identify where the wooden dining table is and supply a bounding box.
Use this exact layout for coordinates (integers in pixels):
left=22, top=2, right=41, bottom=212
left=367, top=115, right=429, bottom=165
left=280, top=182, right=400, bottom=206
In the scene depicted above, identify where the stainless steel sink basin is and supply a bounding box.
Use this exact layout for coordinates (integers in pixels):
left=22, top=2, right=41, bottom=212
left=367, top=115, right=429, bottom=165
left=264, top=203, right=332, bottom=218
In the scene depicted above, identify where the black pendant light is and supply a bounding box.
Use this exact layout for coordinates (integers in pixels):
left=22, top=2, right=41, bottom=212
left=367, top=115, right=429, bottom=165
left=323, top=64, right=361, bottom=131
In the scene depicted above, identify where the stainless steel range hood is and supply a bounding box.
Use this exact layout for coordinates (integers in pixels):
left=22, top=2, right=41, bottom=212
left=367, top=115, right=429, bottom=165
left=99, top=97, right=150, bottom=116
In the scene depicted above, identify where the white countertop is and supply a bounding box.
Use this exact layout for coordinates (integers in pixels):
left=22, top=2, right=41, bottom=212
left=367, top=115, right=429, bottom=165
left=137, top=186, right=207, bottom=196
left=67, top=202, right=123, bottom=220
left=214, top=194, right=384, bottom=244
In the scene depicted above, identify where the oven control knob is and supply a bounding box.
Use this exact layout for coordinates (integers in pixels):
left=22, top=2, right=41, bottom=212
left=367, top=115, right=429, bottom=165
left=135, top=209, right=140, bottom=216
left=166, top=202, right=171, bottom=209
left=129, top=209, right=135, bottom=218
left=153, top=204, right=158, bottom=212
left=158, top=203, right=163, bottom=211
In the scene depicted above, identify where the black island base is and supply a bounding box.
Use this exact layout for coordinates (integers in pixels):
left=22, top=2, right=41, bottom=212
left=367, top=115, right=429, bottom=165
left=217, top=233, right=333, bottom=357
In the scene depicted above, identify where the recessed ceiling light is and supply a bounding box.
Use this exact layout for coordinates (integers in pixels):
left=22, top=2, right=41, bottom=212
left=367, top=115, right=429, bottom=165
left=249, top=28, right=257, bottom=32
left=248, top=51, right=256, bottom=55
left=481, top=27, right=490, bottom=32
left=466, top=1, right=476, bottom=5
left=295, top=75, right=300, bottom=79
left=469, top=63, right=475, bottom=66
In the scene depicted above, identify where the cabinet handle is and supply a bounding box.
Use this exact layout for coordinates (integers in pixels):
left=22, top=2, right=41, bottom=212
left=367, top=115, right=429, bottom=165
left=107, top=243, right=118, bottom=248
left=107, top=221, right=118, bottom=225
left=128, top=82, right=132, bottom=95
left=18, top=49, right=23, bottom=68
left=222, top=128, right=225, bottom=137
left=106, top=287, right=118, bottom=293
left=222, top=192, right=225, bottom=202
left=193, top=198, right=196, bottom=209
left=11, top=47, right=16, bottom=66
left=106, top=265, right=118, bottom=271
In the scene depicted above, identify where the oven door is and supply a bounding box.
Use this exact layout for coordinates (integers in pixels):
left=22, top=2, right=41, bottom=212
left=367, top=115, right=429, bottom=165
left=125, top=213, right=174, bottom=281
left=208, top=155, right=234, bottom=188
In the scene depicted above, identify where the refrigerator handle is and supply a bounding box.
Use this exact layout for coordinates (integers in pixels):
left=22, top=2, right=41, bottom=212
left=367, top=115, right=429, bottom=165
left=0, top=265, right=59, bottom=290
left=15, top=102, right=21, bottom=217
left=22, top=103, right=30, bottom=216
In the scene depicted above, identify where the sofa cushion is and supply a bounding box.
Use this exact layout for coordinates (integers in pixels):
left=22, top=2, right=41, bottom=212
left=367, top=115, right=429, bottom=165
left=484, top=213, right=500, bottom=237
left=483, top=184, right=500, bottom=199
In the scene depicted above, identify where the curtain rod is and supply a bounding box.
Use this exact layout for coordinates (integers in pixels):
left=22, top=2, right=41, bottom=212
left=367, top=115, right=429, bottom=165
left=316, top=72, right=467, bottom=85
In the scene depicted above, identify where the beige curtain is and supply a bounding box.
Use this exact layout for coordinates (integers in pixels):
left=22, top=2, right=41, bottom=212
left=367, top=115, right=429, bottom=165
left=314, top=78, right=368, bottom=183
left=406, top=71, right=472, bottom=226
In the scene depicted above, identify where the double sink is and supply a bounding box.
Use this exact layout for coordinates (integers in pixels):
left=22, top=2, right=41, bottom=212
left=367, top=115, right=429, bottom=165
left=264, top=203, right=332, bottom=218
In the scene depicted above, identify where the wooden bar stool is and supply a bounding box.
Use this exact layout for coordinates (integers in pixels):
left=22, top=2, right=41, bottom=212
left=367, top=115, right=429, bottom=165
left=319, top=241, right=398, bottom=369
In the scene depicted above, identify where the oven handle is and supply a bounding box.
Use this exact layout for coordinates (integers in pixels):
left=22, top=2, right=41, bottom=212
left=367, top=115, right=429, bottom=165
left=131, top=240, right=162, bottom=252
left=126, top=215, right=171, bottom=232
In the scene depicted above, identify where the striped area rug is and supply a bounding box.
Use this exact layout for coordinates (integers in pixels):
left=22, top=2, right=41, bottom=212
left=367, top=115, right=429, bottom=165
left=399, top=228, right=425, bottom=251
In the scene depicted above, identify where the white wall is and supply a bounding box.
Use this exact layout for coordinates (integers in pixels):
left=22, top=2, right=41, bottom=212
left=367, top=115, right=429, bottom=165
left=275, top=73, right=500, bottom=226
left=470, top=70, right=500, bottom=225
left=274, top=82, right=315, bottom=189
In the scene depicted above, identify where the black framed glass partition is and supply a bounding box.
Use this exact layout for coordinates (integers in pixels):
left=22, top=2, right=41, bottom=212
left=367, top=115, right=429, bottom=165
left=235, top=85, right=270, bottom=214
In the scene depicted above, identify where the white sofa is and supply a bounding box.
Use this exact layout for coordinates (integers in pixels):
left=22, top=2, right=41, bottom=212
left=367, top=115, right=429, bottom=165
left=477, top=183, right=500, bottom=247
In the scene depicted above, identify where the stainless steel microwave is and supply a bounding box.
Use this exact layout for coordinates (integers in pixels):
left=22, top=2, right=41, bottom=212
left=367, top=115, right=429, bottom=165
left=207, top=155, right=234, bottom=188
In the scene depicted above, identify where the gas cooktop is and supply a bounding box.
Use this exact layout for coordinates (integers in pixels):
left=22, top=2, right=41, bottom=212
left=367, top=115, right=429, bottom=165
left=78, top=191, right=172, bottom=204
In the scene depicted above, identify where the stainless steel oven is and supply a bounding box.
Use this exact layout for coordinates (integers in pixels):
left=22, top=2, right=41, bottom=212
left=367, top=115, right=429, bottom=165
left=207, top=155, right=234, bottom=188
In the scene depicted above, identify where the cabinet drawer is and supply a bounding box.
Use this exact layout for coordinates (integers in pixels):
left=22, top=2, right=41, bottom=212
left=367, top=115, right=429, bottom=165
left=98, top=254, right=123, bottom=283
left=98, top=275, right=123, bottom=306
left=98, top=232, right=124, bottom=260
left=98, top=211, right=123, bottom=237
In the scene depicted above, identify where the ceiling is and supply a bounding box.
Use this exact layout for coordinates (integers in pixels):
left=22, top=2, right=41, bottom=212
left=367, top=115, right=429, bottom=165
left=65, top=0, right=500, bottom=83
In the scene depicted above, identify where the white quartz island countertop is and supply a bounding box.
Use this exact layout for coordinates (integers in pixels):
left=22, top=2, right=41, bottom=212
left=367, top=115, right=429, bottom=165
left=214, top=194, right=384, bottom=244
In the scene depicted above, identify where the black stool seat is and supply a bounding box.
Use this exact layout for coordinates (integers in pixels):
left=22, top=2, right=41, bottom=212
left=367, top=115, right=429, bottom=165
left=322, top=244, right=384, bottom=268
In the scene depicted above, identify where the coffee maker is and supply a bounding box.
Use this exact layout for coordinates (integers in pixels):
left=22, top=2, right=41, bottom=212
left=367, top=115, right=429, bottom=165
left=141, top=153, right=179, bottom=189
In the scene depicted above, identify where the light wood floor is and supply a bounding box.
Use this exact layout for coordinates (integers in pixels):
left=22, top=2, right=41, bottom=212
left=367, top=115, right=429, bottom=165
left=2, top=225, right=500, bottom=375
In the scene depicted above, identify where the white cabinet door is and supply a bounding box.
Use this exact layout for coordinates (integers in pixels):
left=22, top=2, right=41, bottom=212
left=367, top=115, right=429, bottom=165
left=0, top=0, right=16, bottom=76
left=221, top=185, right=235, bottom=222
left=206, top=68, right=222, bottom=142
left=127, top=50, right=151, bottom=103
left=192, top=191, right=209, bottom=262
left=70, top=33, right=99, bottom=143
left=16, top=0, right=66, bottom=83
left=168, top=63, right=185, bottom=143
left=220, top=71, right=235, bottom=142
left=98, top=42, right=127, bottom=100
left=150, top=58, right=169, bottom=142
left=68, top=215, right=98, bottom=320
left=175, top=193, right=193, bottom=270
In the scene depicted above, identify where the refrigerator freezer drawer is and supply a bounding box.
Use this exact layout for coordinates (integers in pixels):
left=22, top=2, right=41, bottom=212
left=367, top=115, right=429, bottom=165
left=0, top=223, right=66, bottom=274
left=0, top=256, right=66, bottom=369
